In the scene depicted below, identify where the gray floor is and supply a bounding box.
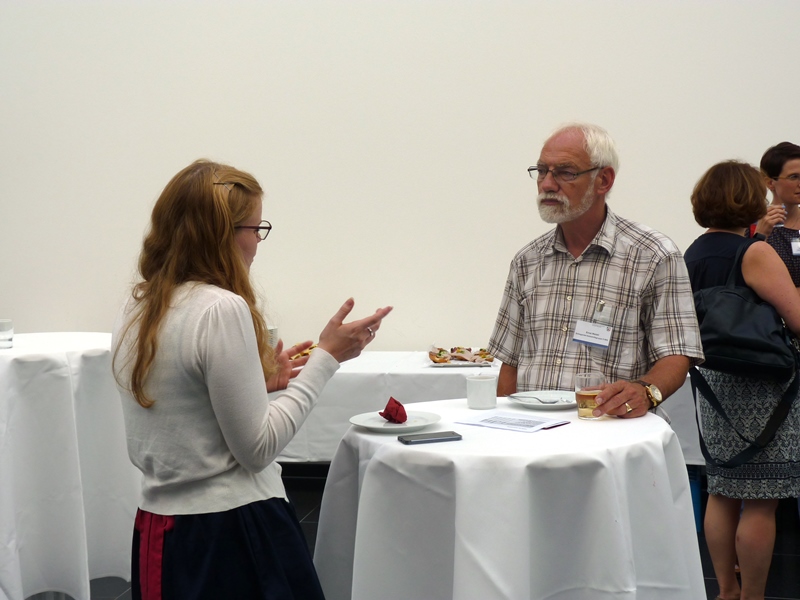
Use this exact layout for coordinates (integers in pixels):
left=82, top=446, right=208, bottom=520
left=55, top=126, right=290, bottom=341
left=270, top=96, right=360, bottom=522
left=88, top=579, right=130, bottom=600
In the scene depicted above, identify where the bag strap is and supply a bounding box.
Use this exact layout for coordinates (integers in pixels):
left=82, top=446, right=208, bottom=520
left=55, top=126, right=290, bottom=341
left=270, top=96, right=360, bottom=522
left=689, top=365, right=799, bottom=469
left=724, top=241, right=753, bottom=290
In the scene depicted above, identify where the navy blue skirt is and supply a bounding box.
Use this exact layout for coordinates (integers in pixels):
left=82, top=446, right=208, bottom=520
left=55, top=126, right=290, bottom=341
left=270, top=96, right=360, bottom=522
left=131, top=498, right=325, bottom=600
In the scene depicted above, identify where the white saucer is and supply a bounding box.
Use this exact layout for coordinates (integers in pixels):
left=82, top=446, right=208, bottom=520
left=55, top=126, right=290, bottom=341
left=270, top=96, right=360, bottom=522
left=349, top=410, right=441, bottom=433
left=507, top=390, right=577, bottom=410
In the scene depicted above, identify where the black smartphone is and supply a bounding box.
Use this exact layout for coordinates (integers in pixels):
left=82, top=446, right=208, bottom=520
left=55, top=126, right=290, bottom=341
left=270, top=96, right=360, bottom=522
left=397, top=431, right=463, bottom=445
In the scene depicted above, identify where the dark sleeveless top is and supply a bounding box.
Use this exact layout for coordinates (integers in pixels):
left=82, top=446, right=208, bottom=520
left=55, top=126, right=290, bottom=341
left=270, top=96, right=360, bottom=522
left=683, top=232, right=758, bottom=293
left=767, top=226, right=800, bottom=286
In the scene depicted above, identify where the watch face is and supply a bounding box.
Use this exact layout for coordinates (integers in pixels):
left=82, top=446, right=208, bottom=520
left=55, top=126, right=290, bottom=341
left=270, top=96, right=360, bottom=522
left=649, top=385, right=663, bottom=403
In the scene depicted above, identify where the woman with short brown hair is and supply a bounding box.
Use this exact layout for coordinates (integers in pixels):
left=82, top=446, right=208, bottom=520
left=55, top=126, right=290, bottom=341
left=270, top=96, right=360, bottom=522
left=685, top=160, right=800, bottom=600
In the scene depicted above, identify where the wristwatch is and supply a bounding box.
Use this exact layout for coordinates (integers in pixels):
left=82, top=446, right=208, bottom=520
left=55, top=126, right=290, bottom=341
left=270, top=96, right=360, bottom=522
left=632, top=380, right=663, bottom=409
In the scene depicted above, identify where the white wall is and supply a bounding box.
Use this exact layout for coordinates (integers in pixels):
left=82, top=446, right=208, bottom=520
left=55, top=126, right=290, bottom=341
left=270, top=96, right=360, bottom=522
left=2, top=0, right=799, bottom=350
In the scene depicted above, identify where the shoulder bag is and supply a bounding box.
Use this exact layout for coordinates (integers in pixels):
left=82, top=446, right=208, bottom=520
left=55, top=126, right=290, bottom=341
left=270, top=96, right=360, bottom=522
left=693, top=242, right=796, bottom=382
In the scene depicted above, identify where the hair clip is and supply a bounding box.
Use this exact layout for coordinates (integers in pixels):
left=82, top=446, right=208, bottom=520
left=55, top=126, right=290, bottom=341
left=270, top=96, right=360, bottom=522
left=212, top=172, right=232, bottom=191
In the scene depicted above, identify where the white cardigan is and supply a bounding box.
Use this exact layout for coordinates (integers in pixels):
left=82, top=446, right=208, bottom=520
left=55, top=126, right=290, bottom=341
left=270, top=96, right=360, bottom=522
left=112, top=282, right=339, bottom=515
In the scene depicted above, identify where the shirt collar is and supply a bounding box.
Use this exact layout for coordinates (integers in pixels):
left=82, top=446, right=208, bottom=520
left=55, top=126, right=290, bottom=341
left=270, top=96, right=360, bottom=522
left=542, top=206, right=619, bottom=258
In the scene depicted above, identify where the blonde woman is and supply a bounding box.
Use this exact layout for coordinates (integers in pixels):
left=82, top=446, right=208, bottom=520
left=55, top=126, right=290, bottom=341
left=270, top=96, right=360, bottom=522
left=113, top=160, right=391, bottom=599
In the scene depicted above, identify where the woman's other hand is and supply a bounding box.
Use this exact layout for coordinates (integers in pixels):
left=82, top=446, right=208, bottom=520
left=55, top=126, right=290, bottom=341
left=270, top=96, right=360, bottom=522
left=266, top=339, right=314, bottom=392
left=317, top=298, right=393, bottom=363
left=755, top=203, right=787, bottom=236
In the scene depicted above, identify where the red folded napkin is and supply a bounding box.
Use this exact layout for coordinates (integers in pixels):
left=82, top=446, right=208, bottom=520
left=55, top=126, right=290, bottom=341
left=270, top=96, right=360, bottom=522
left=379, top=397, right=407, bottom=424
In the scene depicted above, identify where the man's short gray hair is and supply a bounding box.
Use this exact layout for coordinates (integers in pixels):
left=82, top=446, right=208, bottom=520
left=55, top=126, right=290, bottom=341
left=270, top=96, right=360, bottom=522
left=549, top=122, right=620, bottom=172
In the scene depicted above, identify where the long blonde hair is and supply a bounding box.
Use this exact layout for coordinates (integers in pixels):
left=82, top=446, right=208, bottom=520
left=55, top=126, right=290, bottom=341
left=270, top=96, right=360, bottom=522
left=115, top=159, right=276, bottom=407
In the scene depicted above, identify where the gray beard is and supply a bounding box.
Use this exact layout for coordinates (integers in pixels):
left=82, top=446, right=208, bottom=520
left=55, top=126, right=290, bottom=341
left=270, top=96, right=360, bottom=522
left=537, top=185, right=596, bottom=224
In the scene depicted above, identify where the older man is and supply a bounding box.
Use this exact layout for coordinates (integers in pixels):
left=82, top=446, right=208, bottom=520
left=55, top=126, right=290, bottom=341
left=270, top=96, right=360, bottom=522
left=487, top=123, right=703, bottom=418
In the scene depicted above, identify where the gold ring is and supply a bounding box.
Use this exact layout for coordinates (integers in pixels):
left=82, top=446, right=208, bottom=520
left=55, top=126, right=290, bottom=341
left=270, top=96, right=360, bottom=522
left=625, top=402, right=633, bottom=413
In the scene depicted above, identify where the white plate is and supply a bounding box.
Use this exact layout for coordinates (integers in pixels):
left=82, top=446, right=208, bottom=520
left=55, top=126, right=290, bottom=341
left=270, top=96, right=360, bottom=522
left=508, top=390, right=577, bottom=410
left=428, top=361, right=494, bottom=368
left=349, top=410, right=442, bottom=433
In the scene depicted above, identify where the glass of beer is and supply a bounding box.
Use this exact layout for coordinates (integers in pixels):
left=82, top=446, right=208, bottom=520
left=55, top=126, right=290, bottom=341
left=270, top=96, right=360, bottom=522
left=575, top=372, right=606, bottom=420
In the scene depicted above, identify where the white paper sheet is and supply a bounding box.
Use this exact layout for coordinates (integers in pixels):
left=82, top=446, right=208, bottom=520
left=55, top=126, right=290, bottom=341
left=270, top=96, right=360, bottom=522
left=455, top=410, right=569, bottom=432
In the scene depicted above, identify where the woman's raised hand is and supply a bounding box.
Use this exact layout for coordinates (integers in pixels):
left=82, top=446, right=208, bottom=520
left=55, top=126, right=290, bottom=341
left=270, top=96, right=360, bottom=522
left=755, top=203, right=787, bottom=236
left=317, top=298, right=393, bottom=364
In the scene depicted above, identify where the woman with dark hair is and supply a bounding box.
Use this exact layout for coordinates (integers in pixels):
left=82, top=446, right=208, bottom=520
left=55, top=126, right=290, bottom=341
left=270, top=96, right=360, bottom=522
left=754, top=142, right=800, bottom=287
left=684, top=160, right=800, bottom=600
left=113, top=159, right=392, bottom=599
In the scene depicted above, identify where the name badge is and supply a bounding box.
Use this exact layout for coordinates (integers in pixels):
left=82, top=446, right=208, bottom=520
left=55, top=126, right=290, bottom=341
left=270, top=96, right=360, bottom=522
left=573, top=320, right=612, bottom=349
left=791, top=239, right=800, bottom=256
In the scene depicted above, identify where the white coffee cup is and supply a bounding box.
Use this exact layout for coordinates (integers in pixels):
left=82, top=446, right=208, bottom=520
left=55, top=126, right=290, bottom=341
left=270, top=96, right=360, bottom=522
left=267, top=325, right=278, bottom=348
left=466, top=374, right=498, bottom=409
left=0, top=319, right=13, bottom=349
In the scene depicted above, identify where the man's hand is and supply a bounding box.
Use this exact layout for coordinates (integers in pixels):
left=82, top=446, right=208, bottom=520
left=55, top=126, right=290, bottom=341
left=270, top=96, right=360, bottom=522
left=590, top=355, right=690, bottom=418
left=593, top=380, right=651, bottom=418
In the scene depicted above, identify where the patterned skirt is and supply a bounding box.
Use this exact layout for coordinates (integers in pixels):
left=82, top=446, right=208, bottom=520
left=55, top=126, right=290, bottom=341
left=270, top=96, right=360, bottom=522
left=696, top=368, right=800, bottom=499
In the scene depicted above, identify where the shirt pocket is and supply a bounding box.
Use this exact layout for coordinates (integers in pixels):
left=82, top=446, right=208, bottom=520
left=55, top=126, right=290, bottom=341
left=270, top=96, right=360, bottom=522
left=520, top=291, right=570, bottom=355
left=587, top=300, right=641, bottom=378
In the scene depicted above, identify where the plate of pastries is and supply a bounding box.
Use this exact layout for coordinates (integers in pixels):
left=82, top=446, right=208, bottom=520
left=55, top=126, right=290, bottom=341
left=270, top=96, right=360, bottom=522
left=428, top=345, right=494, bottom=367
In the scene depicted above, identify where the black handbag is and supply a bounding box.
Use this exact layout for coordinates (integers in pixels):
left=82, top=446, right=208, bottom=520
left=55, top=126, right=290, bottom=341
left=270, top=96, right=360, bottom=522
left=693, top=242, right=796, bottom=382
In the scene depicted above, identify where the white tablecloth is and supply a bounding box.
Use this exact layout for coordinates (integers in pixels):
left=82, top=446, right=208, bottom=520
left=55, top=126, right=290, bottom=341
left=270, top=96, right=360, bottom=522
left=314, top=398, right=705, bottom=600
left=279, top=351, right=703, bottom=465
left=0, top=338, right=703, bottom=599
left=663, top=379, right=702, bottom=465
left=278, top=351, right=501, bottom=461
left=0, top=333, right=139, bottom=600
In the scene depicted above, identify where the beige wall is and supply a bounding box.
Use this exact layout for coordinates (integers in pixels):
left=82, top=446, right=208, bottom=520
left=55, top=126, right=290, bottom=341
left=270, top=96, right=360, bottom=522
left=2, top=1, right=799, bottom=350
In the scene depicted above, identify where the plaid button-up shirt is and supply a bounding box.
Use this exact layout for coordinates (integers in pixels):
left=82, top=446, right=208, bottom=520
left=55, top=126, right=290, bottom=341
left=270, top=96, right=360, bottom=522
left=488, top=208, right=703, bottom=391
